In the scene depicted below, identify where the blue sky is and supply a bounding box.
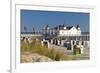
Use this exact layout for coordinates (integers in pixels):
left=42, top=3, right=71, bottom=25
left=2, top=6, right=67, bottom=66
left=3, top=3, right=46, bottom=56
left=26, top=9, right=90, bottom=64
left=21, top=10, right=89, bottom=32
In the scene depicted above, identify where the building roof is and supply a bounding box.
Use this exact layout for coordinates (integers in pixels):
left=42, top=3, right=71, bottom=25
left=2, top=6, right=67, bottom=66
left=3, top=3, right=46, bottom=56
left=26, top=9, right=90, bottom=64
left=53, top=25, right=73, bottom=30
left=67, top=26, right=73, bottom=30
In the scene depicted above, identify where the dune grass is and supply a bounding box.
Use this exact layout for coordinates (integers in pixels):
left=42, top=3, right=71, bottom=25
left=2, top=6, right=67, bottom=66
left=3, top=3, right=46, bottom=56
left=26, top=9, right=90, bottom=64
left=21, top=39, right=71, bottom=61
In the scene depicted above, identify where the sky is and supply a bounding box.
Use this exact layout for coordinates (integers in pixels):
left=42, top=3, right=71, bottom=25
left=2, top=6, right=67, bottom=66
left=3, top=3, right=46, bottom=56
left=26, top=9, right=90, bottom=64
left=21, top=10, right=89, bottom=32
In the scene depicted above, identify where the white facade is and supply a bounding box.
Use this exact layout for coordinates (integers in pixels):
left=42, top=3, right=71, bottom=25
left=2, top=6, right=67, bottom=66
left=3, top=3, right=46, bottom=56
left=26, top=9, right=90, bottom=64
left=59, top=26, right=81, bottom=36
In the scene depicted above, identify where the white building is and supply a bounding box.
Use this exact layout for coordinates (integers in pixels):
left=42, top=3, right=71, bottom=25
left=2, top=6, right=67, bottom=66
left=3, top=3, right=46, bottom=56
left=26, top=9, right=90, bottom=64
left=58, top=25, right=81, bottom=36
left=52, top=25, right=81, bottom=36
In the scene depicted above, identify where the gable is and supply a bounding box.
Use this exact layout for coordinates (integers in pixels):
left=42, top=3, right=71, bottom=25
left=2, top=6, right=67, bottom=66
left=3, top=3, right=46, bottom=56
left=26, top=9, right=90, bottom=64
left=69, top=26, right=77, bottom=31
